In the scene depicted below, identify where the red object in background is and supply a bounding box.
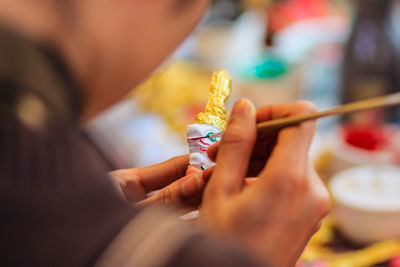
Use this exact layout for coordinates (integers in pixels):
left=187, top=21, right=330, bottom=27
left=265, top=0, right=341, bottom=46
left=267, top=0, right=331, bottom=33
left=390, top=256, right=400, bottom=267
left=342, top=124, right=390, bottom=151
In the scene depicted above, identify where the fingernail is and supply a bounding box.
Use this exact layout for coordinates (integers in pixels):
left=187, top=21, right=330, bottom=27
left=186, top=166, right=202, bottom=176
left=229, top=99, right=254, bottom=124
left=233, top=99, right=250, bottom=116
left=233, top=99, right=254, bottom=118
left=181, top=173, right=201, bottom=198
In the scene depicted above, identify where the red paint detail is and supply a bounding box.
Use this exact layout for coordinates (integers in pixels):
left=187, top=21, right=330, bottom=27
left=199, top=147, right=207, bottom=152
left=200, top=139, right=211, bottom=147
left=187, top=137, right=202, bottom=141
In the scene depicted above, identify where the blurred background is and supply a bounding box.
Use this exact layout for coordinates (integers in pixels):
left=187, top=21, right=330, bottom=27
left=88, top=0, right=400, bottom=266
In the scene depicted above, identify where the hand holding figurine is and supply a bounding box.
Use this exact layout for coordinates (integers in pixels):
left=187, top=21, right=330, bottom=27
left=199, top=99, right=331, bottom=267
left=110, top=156, right=205, bottom=212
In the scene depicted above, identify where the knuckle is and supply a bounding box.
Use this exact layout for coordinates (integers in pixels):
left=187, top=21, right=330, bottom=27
left=160, top=187, right=174, bottom=205
left=276, top=170, right=308, bottom=195
left=318, top=193, right=332, bottom=216
left=312, top=190, right=332, bottom=218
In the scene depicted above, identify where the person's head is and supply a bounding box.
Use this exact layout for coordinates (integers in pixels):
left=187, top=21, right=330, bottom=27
left=0, top=0, right=211, bottom=121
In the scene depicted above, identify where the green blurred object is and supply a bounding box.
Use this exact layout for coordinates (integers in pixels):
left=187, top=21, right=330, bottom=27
left=242, top=53, right=288, bottom=80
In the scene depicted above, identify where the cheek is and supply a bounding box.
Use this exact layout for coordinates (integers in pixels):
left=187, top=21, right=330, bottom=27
left=128, top=1, right=210, bottom=83
left=160, top=1, right=210, bottom=56
left=151, top=0, right=210, bottom=52
left=170, top=0, right=210, bottom=39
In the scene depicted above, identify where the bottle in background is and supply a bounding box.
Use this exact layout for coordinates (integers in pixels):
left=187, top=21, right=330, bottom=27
left=340, top=0, right=399, bottom=123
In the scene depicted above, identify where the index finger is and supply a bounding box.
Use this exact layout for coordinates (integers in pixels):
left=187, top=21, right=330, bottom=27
left=253, top=102, right=317, bottom=193
left=257, top=101, right=317, bottom=157
left=112, top=155, right=189, bottom=192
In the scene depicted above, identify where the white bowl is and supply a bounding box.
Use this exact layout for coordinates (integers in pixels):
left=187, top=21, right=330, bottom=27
left=329, top=165, right=400, bottom=244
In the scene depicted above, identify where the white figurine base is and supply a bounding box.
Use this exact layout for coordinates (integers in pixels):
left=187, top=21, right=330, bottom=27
left=186, top=124, right=222, bottom=170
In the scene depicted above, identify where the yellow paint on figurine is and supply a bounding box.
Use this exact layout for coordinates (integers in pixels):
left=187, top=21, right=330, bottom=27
left=195, top=70, right=231, bottom=131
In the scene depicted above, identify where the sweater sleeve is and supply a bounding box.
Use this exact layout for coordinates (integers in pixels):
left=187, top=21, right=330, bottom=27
left=0, top=103, right=137, bottom=266
left=95, top=207, right=263, bottom=267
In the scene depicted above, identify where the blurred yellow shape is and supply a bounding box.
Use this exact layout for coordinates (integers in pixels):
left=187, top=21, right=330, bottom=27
left=133, top=61, right=211, bottom=134
left=301, top=219, right=400, bottom=267
left=310, top=220, right=335, bottom=246
left=303, top=240, right=400, bottom=267
left=328, top=240, right=400, bottom=267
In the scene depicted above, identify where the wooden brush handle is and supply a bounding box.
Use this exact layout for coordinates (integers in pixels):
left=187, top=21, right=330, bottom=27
left=256, top=92, right=400, bottom=133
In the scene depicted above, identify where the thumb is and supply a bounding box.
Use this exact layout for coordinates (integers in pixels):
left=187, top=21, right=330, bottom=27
left=206, top=99, right=256, bottom=198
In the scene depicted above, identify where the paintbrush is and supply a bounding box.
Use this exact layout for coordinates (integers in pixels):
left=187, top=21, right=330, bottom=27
left=189, top=92, right=400, bottom=140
